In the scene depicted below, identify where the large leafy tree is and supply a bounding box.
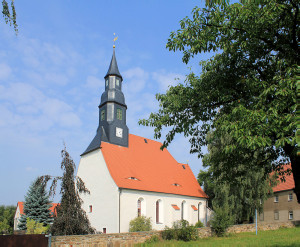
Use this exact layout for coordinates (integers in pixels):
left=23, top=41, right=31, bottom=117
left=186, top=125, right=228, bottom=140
left=140, top=0, right=299, bottom=202
left=1, top=0, right=17, bottom=33
left=38, top=147, right=94, bottom=236
left=0, top=205, right=16, bottom=234
left=198, top=132, right=275, bottom=223
left=18, top=178, right=53, bottom=230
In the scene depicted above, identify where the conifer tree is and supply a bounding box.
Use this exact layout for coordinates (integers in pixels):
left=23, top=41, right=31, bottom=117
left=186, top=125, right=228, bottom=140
left=18, top=179, right=53, bottom=230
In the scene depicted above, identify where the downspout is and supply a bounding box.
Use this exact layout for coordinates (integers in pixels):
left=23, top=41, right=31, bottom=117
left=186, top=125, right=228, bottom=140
left=119, top=188, right=122, bottom=233
left=205, top=200, right=208, bottom=227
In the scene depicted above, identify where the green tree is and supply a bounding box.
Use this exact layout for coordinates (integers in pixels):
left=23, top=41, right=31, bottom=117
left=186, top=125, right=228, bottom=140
left=26, top=218, right=50, bottom=234
left=0, top=205, right=16, bottom=234
left=129, top=216, right=152, bottom=232
left=139, top=0, right=299, bottom=202
left=18, top=179, right=53, bottom=230
left=1, top=0, right=17, bottom=33
left=38, top=147, right=94, bottom=235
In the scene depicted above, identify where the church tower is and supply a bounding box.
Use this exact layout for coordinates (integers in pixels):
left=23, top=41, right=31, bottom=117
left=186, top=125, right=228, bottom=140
left=82, top=47, right=129, bottom=155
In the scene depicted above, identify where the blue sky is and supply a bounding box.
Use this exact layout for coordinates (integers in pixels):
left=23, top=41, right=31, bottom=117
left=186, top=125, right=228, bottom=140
left=0, top=1, right=213, bottom=205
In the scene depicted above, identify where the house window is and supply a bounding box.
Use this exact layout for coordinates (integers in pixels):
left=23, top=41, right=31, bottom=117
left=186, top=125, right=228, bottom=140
left=89, top=205, right=92, bottom=213
left=103, top=228, right=106, bottom=234
left=137, top=199, right=141, bottom=217
left=117, top=108, right=122, bottom=120
left=274, top=211, right=279, bottom=220
left=101, top=110, right=105, bottom=121
left=259, top=213, right=264, bottom=221
left=288, top=193, right=293, bottom=201
left=289, top=211, right=293, bottom=220
left=274, top=195, right=279, bottom=203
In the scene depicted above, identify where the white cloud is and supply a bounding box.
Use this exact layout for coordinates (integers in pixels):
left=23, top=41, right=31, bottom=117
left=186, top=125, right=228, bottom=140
left=0, top=83, right=81, bottom=132
left=152, top=70, right=184, bottom=92
left=0, top=63, right=12, bottom=80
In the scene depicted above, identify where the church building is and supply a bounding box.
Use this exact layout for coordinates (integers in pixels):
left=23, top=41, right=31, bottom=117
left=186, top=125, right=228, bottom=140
left=77, top=46, right=208, bottom=233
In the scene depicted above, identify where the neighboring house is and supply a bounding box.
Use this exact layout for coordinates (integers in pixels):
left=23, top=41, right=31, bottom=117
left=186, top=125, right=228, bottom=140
left=259, top=164, right=300, bottom=223
left=14, top=202, right=59, bottom=231
left=77, top=47, right=208, bottom=234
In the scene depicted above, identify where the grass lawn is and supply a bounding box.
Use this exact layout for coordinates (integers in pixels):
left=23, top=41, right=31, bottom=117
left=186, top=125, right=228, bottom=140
left=138, top=227, right=300, bottom=247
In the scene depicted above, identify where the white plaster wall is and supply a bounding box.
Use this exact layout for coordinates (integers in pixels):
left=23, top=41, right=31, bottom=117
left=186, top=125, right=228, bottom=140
left=77, top=149, right=120, bottom=233
left=14, top=205, right=21, bottom=230
left=120, top=189, right=207, bottom=233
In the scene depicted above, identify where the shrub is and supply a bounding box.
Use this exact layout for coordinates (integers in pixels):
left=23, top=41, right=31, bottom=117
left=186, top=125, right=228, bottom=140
left=195, top=221, right=204, bottom=228
left=161, top=220, right=198, bottom=242
left=129, top=216, right=152, bottom=232
left=145, top=235, right=160, bottom=243
left=26, top=218, right=50, bottom=234
left=210, top=207, right=233, bottom=237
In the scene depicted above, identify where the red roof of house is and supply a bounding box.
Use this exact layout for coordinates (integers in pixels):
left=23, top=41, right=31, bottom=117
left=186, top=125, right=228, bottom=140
left=273, top=164, right=295, bottom=192
left=17, top=202, right=59, bottom=216
left=101, top=134, right=207, bottom=198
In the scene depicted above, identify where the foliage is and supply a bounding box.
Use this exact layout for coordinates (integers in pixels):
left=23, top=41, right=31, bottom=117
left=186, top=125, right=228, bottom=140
left=161, top=220, right=198, bottom=242
left=26, top=218, right=50, bottom=234
left=0, top=205, right=15, bottom=234
left=18, top=178, right=53, bottom=230
left=210, top=206, right=233, bottom=237
left=198, top=132, right=275, bottom=224
left=129, top=216, right=152, bottom=232
left=194, top=221, right=204, bottom=228
left=145, top=235, right=161, bottom=244
left=1, top=0, right=17, bottom=33
left=37, top=146, right=95, bottom=236
left=139, top=0, right=299, bottom=202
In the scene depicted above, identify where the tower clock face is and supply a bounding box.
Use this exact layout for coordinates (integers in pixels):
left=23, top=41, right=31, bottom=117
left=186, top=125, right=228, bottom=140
left=116, top=127, right=123, bottom=138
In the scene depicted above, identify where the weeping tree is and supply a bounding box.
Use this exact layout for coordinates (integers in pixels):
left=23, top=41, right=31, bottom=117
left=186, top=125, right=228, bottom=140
left=37, top=146, right=94, bottom=236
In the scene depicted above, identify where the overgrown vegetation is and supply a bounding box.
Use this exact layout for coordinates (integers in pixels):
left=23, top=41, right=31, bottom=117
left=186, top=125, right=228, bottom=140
left=0, top=205, right=16, bottom=234
left=194, top=221, right=204, bottom=228
left=37, top=146, right=95, bottom=235
left=161, top=220, right=198, bottom=242
left=129, top=216, right=152, bottom=232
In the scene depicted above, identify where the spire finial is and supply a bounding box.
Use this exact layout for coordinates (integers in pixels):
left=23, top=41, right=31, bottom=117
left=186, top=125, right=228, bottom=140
left=113, top=33, right=118, bottom=48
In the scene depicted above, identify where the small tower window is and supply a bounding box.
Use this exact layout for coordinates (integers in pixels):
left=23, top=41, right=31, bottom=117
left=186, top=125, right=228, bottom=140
left=116, top=78, right=120, bottom=87
left=105, top=79, right=108, bottom=87
left=101, top=110, right=105, bottom=121
left=117, top=108, right=122, bottom=120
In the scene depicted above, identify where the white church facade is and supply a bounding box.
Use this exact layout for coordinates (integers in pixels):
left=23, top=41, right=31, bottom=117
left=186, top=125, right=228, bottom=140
left=77, top=47, right=208, bottom=234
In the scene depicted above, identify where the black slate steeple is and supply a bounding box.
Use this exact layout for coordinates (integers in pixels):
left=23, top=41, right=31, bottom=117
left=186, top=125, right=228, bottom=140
left=82, top=47, right=129, bottom=155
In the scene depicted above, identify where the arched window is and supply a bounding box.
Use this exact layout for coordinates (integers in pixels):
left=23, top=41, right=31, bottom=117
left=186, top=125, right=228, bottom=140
left=137, top=199, right=141, bottom=217
left=198, top=202, right=202, bottom=222
left=137, top=198, right=145, bottom=217
left=156, top=200, right=163, bottom=223
left=181, top=201, right=187, bottom=220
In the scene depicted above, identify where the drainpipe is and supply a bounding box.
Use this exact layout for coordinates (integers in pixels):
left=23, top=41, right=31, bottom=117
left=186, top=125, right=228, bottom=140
left=46, top=233, right=51, bottom=247
left=205, top=200, right=208, bottom=227
left=119, top=188, right=122, bottom=233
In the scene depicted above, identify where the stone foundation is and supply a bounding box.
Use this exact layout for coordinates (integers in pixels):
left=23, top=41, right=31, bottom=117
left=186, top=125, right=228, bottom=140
left=51, top=221, right=296, bottom=247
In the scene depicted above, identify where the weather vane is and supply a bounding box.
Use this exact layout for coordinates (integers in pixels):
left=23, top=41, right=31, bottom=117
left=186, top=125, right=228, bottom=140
left=113, top=33, right=118, bottom=48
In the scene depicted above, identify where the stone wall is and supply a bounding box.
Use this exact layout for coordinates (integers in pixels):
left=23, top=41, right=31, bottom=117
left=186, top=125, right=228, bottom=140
left=51, top=221, right=296, bottom=247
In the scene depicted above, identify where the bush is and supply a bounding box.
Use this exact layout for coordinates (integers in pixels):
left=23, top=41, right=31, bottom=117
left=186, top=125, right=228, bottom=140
left=161, top=220, right=198, bottom=242
left=26, top=218, right=50, bottom=234
left=129, top=216, right=152, bottom=232
left=210, top=207, right=233, bottom=237
left=145, top=235, right=160, bottom=243
left=195, top=221, right=204, bottom=228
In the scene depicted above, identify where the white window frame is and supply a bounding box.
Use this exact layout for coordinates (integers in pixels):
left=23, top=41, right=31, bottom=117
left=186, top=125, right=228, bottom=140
left=288, top=211, right=293, bottom=220
left=288, top=193, right=293, bottom=201
left=274, top=195, right=279, bottom=203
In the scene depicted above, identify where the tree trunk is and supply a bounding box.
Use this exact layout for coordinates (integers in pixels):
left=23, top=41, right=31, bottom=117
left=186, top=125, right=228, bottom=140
left=283, top=144, right=300, bottom=204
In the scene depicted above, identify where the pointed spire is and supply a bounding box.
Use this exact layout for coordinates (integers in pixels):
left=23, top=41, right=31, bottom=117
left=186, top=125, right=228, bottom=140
left=105, top=47, right=122, bottom=80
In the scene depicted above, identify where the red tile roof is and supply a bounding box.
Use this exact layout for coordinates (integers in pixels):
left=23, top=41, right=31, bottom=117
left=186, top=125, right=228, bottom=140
left=17, top=202, right=59, bottom=216
left=101, top=134, right=207, bottom=198
left=273, top=164, right=295, bottom=192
